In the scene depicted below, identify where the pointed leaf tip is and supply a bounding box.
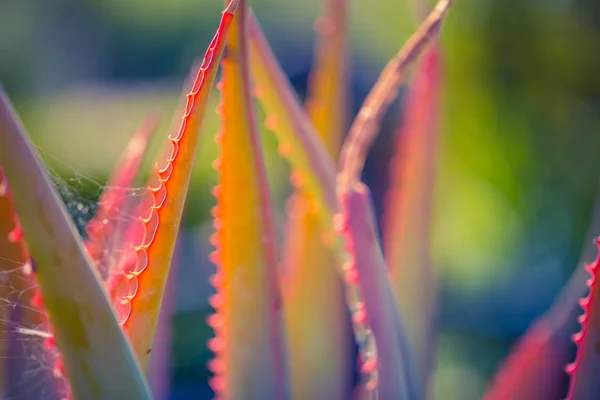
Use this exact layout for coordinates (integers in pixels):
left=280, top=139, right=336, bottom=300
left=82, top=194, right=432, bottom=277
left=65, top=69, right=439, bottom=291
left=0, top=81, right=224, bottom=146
left=338, top=0, right=452, bottom=185
left=305, top=0, right=349, bottom=158
left=85, top=114, right=158, bottom=279
left=247, top=11, right=337, bottom=212
left=0, top=88, right=151, bottom=400
left=208, top=1, right=288, bottom=398
left=113, top=3, right=238, bottom=372
left=281, top=0, right=354, bottom=396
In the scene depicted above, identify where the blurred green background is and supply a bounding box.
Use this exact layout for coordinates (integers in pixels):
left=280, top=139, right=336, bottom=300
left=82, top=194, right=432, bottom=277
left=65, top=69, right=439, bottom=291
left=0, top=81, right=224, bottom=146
left=2, top=0, right=600, bottom=399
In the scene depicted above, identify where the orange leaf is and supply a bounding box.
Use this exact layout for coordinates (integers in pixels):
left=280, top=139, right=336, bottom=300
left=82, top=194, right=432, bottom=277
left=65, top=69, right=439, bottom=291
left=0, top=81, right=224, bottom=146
left=305, top=0, right=349, bottom=157
left=207, top=1, right=288, bottom=397
left=109, top=1, right=240, bottom=371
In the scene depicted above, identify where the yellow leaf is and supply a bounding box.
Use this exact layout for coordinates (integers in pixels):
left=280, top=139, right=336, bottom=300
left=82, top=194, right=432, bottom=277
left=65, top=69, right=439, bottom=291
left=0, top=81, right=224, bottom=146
left=248, top=12, right=337, bottom=214
left=207, top=1, right=288, bottom=398
left=281, top=0, right=354, bottom=397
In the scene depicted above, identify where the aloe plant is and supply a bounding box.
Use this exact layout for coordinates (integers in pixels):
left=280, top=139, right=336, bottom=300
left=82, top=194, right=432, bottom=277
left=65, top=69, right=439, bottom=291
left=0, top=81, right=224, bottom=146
left=1, top=0, right=598, bottom=399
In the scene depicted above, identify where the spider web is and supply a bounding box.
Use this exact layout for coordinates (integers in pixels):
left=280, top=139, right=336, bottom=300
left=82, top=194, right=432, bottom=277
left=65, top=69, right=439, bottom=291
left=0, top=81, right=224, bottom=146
left=0, top=145, right=148, bottom=400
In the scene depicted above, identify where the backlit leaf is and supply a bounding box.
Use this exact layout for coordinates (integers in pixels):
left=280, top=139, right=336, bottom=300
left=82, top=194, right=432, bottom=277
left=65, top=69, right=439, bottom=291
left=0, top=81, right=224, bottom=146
left=483, top=267, right=584, bottom=399
left=0, top=89, right=151, bottom=400
left=0, top=168, right=47, bottom=397
left=206, top=1, right=288, bottom=398
left=248, top=12, right=380, bottom=395
left=337, top=181, right=420, bottom=399
left=280, top=0, right=354, bottom=397
left=566, top=240, right=600, bottom=399
left=305, top=0, right=349, bottom=156
left=109, top=1, right=240, bottom=372
left=247, top=12, right=337, bottom=213
left=85, top=115, right=158, bottom=279
left=382, top=46, right=441, bottom=387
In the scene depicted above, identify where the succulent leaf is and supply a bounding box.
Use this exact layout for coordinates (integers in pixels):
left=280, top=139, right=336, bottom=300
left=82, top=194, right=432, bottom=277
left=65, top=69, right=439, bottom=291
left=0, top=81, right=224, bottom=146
left=0, top=170, right=24, bottom=396
left=111, top=1, right=240, bottom=372
left=0, top=2, right=465, bottom=399
left=483, top=213, right=600, bottom=400
left=279, top=0, right=354, bottom=397
left=248, top=12, right=384, bottom=396
left=483, top=268, right=588, bottom=400
left=382, top=46, right=441, bottom=387
left=337, top=181, right=421, bottom=399
left=484, top=197, right=600, bottom=400
left=147, top=236, right=181, bottom=400
left=339, top=0, right=453, bottom=185
left=0, top=89, right=151, bottom=399
left=281, top=193, right=354, bottom=399
left=247, top=12, right=337, bottom=212
left=333, top=1, right=453, bottom=396
left=85, top=114, right=158, bottom=279
left=207, top=1, right=288, bottom=398
left=566, top=239, right=600, bottom=399
left=0, top=168, right=56, bottom=398
left=305, top=0, right=349, bottom=157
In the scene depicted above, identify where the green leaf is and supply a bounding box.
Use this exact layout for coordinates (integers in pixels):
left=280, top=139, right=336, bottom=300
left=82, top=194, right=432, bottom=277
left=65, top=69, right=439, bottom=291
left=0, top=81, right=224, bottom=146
left=0, top=89, right=151, bottom=399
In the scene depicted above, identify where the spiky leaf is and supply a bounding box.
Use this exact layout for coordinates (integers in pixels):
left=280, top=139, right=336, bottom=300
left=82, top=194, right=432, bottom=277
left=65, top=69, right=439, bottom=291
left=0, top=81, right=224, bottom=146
left=206, top=1, right=288, bottom=398
left=108, top=1, right=240, bottom=371
left=0, top=89, right=151, bottom=399
left=566, top=239, right=600, bottom=399
left=247, top=12, right=337, bottom=212
left=338, top=181, right=420, bottom=399
left=85, top=115, right=158, bottom=279
left=248, top=13, right=382, bottom=394
left=279, top=0, right=354, bottom=397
